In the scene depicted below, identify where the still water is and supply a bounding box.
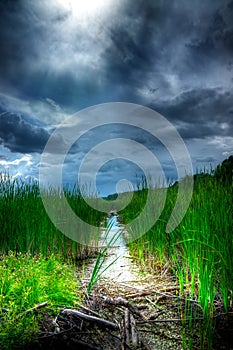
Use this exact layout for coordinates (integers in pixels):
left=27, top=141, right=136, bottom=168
left=99, top=214, right=138, bottom=283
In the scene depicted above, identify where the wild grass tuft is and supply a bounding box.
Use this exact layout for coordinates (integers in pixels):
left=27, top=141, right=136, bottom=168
left=119, top=167, right=232, bottom=349
left=0, top=177, right=105, bottom=259
left=0, top=252, right=80, bottom=349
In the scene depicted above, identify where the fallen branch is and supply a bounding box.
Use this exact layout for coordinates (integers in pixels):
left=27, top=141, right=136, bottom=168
left=16, top=301, right=48, bottom=319
left=137, top=311, right=233, bottom=325
left=102, top=296, right=144, bottom=318
left=130, top=313, right=138, bottom=347
left=124, top=309, right=130, bottom=345
left=27, top=301, right=48, bottom=312
left=61, top=309, right=118, bottom=330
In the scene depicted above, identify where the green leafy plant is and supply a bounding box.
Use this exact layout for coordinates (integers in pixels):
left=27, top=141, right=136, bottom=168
left=0, top=252, right=80, bottom=349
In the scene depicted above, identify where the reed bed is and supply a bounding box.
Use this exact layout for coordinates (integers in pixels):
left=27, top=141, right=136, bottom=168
left=0, top=176, right=106, bottom=349
left=119, top=169, right=232, bottom=349
left=0, top=176, right=105, bottom=259
left=0, top=157, right=232, bottom=349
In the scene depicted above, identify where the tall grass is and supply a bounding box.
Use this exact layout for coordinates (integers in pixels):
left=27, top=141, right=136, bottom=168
left=119, top=171, right=232, bottom=349
left=0, top=161, right=232, bottom=349
left=0, top=175, right=107, bottom=348
left=0, top=176, right=105, bottom=259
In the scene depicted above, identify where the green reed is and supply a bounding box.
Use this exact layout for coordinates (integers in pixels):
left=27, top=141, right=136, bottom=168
left=0, top=176, right=105, bottom=259
left=119, top=170, right=232, bottom=349
left=0, top=175, right=108, bottom=348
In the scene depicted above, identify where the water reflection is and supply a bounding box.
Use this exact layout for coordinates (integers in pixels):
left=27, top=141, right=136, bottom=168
left=105, top=214, right=124, bottom=247
left=107, top=214, right=119, bottom=232
left=99, top=213, right=138, bottom=282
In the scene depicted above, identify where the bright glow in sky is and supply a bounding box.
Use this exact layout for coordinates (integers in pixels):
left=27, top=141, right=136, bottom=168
left=58, top=0, right=109, bottom=17
left=0, top=0, right=233, bottom=194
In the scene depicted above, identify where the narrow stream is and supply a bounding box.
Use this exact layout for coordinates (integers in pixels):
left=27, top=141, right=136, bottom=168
left=83, top=213, right=185, bottom=349
left=98, top=213, right=140, bottom=284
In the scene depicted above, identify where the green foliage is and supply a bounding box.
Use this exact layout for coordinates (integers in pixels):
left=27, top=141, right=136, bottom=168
left=119, top=161, right=232, bottom=350
left=0, top=252, right=80, bottom=349
left=214, top=155, right=233, bottom=185
left=0, top=158, right=232, bottom=349
left=0, top=177, right=106, bottom=348
left=0, top=177, right=105, bottom=258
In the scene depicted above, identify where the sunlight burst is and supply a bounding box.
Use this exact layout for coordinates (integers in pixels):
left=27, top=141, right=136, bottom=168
left=58, top=0, right=109, bottom=17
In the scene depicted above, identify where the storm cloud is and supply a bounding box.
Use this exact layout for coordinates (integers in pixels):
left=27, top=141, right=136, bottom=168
left=0, top=0, right=232, bottom=108
left=0, top=0, right=232, bottom=194
left=154, top=87, right=233, bottom=139
left=0, top=112, right=50, bottom=153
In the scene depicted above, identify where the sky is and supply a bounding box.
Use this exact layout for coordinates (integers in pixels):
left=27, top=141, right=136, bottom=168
left=0, top=0, right=232, bottom=196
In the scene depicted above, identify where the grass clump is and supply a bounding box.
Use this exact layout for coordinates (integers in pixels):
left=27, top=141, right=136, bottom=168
left=0, top=252, right=80, bottom=349
left=0, top=177, right=105, bottom=259
left=119, top=158, right=233, bottom=349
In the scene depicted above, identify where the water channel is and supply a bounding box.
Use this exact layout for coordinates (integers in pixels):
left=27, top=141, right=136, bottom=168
left=98, top=213, right=140, bottom=284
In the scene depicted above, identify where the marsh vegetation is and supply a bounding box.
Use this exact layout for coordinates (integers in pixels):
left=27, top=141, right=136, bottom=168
left=0, top=156, right=232, bottom=349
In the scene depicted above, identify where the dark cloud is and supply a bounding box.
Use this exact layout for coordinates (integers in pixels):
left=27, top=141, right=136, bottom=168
left=0, top=0, right=232, bottom=109
left=196, top=156, right=216, bottom=163
left=154, top=87, right=233, bottom=139
left=0, top=112, right=50, bottom=153
left=0, top=154, right=8, bottom=160
left=0, top=0, right=233, bottom=192
left=188, top=1, right=233, bottom=55
left=0, top=0, right=99, bottom=107
left=93, top=0, right=233, bottom=110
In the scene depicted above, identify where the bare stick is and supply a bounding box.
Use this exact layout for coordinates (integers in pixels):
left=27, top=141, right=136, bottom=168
left=124, top=308, right=130, bottom=345
left=102, top=296, right=144, bottom=318
left=130, top=313, right=138, bottom=348
left=79, top=305, right=101, bottom=318
left=61, top=309, right=118, bottom=330
left=16, top=301, right=48, bottom=318
left=141, top=339, right=153, bottom=350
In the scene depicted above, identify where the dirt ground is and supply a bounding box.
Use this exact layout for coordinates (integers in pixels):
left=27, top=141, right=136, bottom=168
left=23, top=233, right=233, bottom=350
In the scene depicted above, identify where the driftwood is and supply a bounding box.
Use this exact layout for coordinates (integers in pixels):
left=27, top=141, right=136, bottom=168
left=100, top=298, right=138, bottom=349
left=124, top=309, right=130, bottom=345
left=130, top=313, right=138, bottom=347
left=102, top=296, right=144, bottom=318
left=61, top=309, right=118, bottom=330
